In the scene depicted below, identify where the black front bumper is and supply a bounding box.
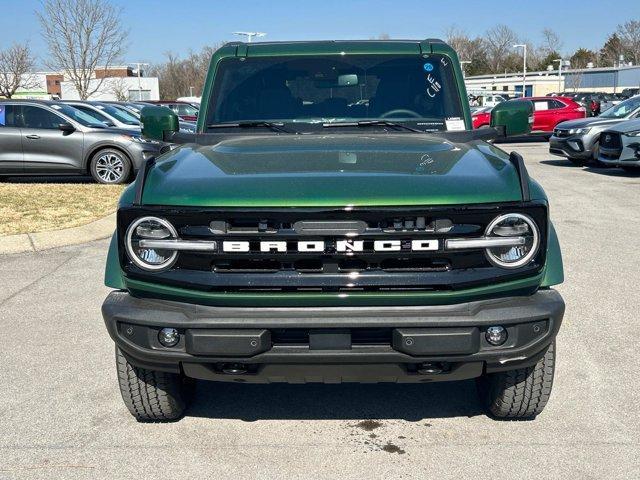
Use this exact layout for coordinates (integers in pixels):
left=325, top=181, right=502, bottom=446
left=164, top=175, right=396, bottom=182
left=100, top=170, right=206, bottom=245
left=549, top=136, right=591, bottom=159
left=102, top=289, right=564, bottom=383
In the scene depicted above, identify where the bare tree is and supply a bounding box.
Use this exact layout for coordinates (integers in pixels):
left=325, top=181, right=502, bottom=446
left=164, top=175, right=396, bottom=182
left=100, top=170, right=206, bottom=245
left=617, top=19, right=640, bottom=64
left=37, top=0, right=128, bottom=100
left=149, top=45, right=221, bottom=100
left=0, top=43, right=38, bottom=98
left=485, top=25, right=519, bottom=73
left=540, top=28, right=563, bottom=56
left=445, top=26, right=490, bottom=76
left=106, top=77, right=130, bottom=101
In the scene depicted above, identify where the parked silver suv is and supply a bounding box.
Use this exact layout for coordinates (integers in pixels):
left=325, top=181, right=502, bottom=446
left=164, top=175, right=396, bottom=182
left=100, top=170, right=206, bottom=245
left=0, top=100, right=163, bottom=184
left=549, top=95, right=640, bottom=166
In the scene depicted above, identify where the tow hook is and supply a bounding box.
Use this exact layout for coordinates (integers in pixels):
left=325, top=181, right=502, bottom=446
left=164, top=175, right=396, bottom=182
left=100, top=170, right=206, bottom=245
left=417, top=362, right=448, bottom=375
left=221, top=363, right=248, bottom=375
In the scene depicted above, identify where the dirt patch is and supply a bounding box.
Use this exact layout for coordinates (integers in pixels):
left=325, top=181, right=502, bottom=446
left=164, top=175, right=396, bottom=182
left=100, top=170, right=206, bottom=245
left=355, top=420, right=383, bottom=432
left=382, top=443, right=406, bottom=454
left=0, top=183, right=124, bottom=235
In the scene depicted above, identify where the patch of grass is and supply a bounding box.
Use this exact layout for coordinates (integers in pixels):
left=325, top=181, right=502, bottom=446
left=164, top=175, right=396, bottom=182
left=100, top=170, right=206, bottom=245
left=0, top=183, right=124, bottom=235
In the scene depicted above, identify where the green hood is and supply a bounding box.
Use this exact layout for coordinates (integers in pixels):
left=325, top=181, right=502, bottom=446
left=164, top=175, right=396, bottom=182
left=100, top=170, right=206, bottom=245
left=140, top=134, right=523, bottom=207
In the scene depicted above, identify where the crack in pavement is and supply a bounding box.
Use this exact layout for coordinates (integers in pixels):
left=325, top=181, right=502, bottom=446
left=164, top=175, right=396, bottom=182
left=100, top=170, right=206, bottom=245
left=0, top=254, right=76, bottom=308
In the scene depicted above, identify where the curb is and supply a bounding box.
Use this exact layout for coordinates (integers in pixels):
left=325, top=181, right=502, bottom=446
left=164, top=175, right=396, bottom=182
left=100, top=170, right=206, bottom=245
left=0, top=213, right=116, bottom=255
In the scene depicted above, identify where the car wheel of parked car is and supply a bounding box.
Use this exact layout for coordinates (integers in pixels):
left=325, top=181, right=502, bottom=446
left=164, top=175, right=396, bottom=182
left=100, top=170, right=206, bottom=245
left=116, top=347, right=193, bottom=422
left=590, top=141, right=607, bottom=168
left=476, top=341, right=555, bottom=419
left=90, top=148, right=132, bottom=184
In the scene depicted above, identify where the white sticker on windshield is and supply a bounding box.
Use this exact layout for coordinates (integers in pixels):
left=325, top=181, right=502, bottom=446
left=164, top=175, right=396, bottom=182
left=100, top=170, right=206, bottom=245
left=445, top=118, right=465, bottom=131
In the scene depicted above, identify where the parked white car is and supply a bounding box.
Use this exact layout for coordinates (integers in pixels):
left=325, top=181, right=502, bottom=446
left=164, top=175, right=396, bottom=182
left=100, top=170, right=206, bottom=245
left=482, top=94, right=508, bottom=107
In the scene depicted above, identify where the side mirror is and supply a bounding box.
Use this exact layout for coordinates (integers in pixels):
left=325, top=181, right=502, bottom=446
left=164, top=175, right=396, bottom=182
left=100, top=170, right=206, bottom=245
left=58, top=122, right=76, bottom=133
left=140, top=106, right=179, bottom=141
left=490, top=100, right=533, bottom=136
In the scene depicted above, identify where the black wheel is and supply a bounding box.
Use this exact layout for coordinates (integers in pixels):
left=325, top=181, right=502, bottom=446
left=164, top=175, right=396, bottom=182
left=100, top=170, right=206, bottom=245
left=476, top=341, right=555, bottom=420
left=115, top=347, right=192, bottom=422
left=90, top=148, right=131, bottom=184
left=590, top=141, right=607, bottom=167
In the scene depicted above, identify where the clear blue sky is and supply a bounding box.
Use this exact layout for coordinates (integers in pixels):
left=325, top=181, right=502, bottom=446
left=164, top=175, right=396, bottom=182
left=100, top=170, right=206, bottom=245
left=4, top=0, right=639, bottom=66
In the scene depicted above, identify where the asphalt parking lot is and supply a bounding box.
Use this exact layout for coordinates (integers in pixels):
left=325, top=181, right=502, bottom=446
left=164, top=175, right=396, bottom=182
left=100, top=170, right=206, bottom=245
left=1, top=141, right=639, bottom=480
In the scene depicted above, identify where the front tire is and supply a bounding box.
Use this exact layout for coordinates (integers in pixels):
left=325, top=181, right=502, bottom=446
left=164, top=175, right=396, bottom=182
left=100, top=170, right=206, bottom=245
left=590, top=141, right=607, bottom=167
left=90, top=148, right=131, bottom=184
left=476, top=341, right=555, bottom=419
left=115, top=347, right=192, bottom=422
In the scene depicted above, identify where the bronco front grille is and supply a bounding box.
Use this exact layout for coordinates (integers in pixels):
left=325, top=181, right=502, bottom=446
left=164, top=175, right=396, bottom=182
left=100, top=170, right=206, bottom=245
left=118, top=204, right=548, bottom=293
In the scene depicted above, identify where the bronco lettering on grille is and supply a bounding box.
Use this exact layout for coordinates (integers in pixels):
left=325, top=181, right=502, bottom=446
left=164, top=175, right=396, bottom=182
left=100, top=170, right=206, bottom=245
left=222, top=239, right=440, bottom=253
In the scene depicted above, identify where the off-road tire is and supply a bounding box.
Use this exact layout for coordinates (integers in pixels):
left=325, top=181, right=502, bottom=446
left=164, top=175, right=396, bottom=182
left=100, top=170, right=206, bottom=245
left=115, top=347, right=192, bottom=422
left=476, top=341, right=555, bottom=419
left=90, top=148, right=132, bottom=184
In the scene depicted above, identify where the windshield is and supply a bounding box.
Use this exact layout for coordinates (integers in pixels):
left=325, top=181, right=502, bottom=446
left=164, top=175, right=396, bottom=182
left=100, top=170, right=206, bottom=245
left=95, top=104, right=140, bottom=125
left=50, top=104, right=106, bottom=127
left=207, top=54, right=464, bottom=131
left=600, top=95, right=640, bottom=118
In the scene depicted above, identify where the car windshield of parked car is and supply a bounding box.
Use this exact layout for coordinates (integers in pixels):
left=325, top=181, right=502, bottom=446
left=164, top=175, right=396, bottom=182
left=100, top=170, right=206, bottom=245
left=599, top=95, right=640, bottom=118
left=50, top=104, right=107, bottom=128
left=96, top=104, right=140, bottom=125
left=207, top=54, right=464, bottom=130
left=175, top=103, right=198, bottom=116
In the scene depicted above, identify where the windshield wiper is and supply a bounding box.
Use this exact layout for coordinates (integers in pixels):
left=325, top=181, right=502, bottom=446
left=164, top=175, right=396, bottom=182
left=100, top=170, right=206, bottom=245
left=207, top=121, right=293, bottom=133
left=322, top=120, right=425, bottom=133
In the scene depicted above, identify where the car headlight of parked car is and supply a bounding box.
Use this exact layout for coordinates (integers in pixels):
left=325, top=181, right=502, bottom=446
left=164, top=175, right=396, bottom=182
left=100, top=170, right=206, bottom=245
left=122, top=135, right=161, bottom=145
left=624, top=129, right=640, bottom=137
left=125, top=217, right=179, bottom=271
left=483, top=213, right=540, bottom=269
left=568, top=127, right=590, bottom=135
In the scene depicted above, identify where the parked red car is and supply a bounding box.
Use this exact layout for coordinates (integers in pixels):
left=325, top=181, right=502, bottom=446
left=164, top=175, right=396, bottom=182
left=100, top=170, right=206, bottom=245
left=146, top=100, right=199, bottom=122
left=471, top=106, right=492, bottom=129
left=516, top=96, right=586, bottom=133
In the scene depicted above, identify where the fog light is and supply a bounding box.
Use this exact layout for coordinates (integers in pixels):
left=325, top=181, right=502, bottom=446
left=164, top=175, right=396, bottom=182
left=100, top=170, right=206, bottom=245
left=486, top=326, right=508, bottom=346
left=158, top=328, right=180, bottom=347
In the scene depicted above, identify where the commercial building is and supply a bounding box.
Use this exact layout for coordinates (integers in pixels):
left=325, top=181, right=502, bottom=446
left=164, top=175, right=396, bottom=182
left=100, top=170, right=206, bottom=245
left=465, top=64, right=640, bottom=98
left=5, top=65, right=159, bottom=101
left=6, top=72, right=64, bottom=99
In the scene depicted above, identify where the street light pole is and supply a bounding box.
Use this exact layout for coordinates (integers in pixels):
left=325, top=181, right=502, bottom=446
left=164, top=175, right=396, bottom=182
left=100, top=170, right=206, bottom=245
left=552, top=59, right=564, bottom=93
left=232, top=31, right=267, bottom=43
left=513, top=44, right=527, bottom=97
left=129, top=62, right=149, bottom=101
left=459, top=60, right=471, bottom=77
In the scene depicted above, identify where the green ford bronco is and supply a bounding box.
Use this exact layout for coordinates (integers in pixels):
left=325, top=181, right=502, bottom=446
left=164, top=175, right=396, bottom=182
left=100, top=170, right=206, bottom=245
left=102, top=39, right=564, bottom=421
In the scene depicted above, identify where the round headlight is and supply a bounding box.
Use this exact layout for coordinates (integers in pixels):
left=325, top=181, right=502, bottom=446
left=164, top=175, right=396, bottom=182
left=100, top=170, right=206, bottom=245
left=125, top=216, right=178, bottom=271
left=484, top=213, right=539, bottom=269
